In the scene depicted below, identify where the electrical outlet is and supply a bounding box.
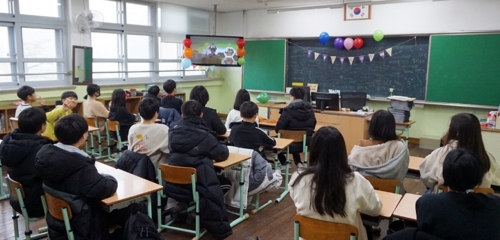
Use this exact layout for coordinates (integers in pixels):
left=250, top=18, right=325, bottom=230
left=270, top=96, right=277, bottom=101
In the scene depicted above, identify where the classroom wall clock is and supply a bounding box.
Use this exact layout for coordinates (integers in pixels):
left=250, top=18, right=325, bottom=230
left=344, top=4, right=371, bottom=21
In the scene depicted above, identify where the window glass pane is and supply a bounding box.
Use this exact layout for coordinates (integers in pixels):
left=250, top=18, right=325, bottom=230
left=22, top=28, right=58, bottom=58
left=127, top=35, right=151, bottom=59
left=159, top=41, right=179, bottom=59
left=24, top=62, right=59, bottom=81
left=126, top=3, right=150, bottom=26
left=93, top=62, right=120, bottom=79
left=159, top=62, right=181, bottom=77
left=128, top=62, right=151, bottom=78
left=89, top=0, right=119, bottom=24
left=0, top=0, right=9, bottom=13
left=19, top=0, right=60, bottom=18
left=91, top=32, right=119, bottom=58
left=0, top=26, right=10, bottom=58
left=0, top=63, right=12, bottom=82
left=184, top=65, right=206, bottom=76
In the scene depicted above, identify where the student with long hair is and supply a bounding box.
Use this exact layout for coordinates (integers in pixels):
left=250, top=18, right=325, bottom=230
left=349, top=110, right=409, bottom=189
left=108, top=89, right=138, bottom=141
left=83, top=84, right=109, bottom=132
left=420, top=113, right=500, bottom=192
left=225, top=89, right=259, bottom=129
left=289, top=126, right=382, bottom=240
left=189, top=85, right=226, bottom=135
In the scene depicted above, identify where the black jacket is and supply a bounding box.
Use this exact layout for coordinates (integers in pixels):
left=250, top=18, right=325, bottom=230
left=229, top=121, right=276, bottom=152
left=275, top=99, right=316, bottom=136
left=202, top=107, right=227, bottom=135
left=142, top=93, right=161, bottom=106
left=109, top=106, right=137, bottom=140
left=166, top=116, right=232, bottom=239
left=384, top=228, right=445, bottom=240
left=35, top=145, right=118, bottom=240
left=160, top=95, right=183, bottom=115
left=116, top=150, right=156, bottom=183
left=0, top=130, right=53, bottom=217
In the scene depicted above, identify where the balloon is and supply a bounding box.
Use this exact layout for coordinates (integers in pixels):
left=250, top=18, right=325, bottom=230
left=183, top=48, right=193, bottom=58
left=183, top=38, right=191, bottom=48
left=256, top=92, right=270, bottom=103
left=181, top=58, right=192, bottom=69
left=237, top=38, right=246, bottom=48
left=237, top=57, right=245, bottom=65
left=373, top=30, right=384, bottom=42
left=318, top=32, right=330, bottom=45
left=344, top=38, right=354, bottom=50
left=237, top=48, right=246, bottom=57
left=353, top=37, right=364, bottom=49
left=334, top=37, right=344, bottom=50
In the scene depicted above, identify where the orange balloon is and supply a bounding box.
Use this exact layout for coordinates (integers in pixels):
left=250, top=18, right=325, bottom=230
left=237, top=48, right=246, bottom=57
left=184, top=48, right=193, bottom=58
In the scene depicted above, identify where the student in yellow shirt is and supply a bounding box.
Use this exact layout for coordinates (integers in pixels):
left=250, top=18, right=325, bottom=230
left=42, top=91, right=78, bottom=141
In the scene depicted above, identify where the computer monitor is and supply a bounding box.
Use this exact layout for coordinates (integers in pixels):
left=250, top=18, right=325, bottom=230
left=340, top=92, right=367, bottom=111
left=311, top=92, right=339, bottom=111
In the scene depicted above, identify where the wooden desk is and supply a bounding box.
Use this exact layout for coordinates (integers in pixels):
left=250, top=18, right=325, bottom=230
left=375, top=190, right=403, bottom=218
left=95, top=161, right=115, bottom=173
left=88, top=126, right=99, bottom=132
left=259, top=122, right=325, bottom=133
left=409, top=156, right=424, bottom=173
left=273, top=138, right=294, bottom=150
left=392, top=193, right=421, bottom=221
left=100, top=169, right=163, bottom=218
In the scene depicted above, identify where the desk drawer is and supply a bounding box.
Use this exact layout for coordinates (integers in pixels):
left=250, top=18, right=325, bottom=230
left=320, top=114, right=341, bottom=125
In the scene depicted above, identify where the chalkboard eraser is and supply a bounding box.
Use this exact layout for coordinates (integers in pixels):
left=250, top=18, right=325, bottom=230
left=273, top=101, right=287, bottom=104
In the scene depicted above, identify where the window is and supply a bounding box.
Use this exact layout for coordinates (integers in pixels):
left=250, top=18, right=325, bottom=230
left=91, top=32, right=120, bottom=59
left=22, top=28, right=59, bottom=58
left=19, top=0, right=61, bottom=18
left=0, top=0, right=9, bottom=13
left=127, top=34, right=151, bottom=59
left=126, top=2, right=150, bottom=26
left=89, top=0, right=120, bottom=24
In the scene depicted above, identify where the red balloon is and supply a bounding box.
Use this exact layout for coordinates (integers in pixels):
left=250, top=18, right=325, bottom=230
left=237, top=38, right=245, bottom=48
left=183, top=39, right=192, bottom=48
left=353, top=38, right=364, bottom=49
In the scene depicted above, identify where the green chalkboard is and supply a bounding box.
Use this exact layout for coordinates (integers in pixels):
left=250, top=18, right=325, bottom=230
left=427, top=34, right=500, bottom=106
left=243, top=40, right=286, bottom=92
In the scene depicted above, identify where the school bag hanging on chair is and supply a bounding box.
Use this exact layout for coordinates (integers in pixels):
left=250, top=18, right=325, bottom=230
left=122, top=203, right=163, bottom=240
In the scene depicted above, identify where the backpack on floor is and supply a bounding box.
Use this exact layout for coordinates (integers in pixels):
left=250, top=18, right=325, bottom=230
left=123, top=203, right=163, bottom=240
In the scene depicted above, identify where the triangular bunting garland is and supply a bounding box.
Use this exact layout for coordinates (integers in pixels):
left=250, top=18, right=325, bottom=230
left=379, top=51, right=385, bottom=59
left=330, top=56, right=336, bottom=64
left=348, top=57, right=354, bottom=65
left=359, top=55, right=365, bottom=63
left=322, top=54, right=328, bottom=62
left=386, top=48, right=392, bottom=57
left=314, top=52, right=320, bottom=60
left=340, top=57, right=345, bottom=64
left=368, top=54, right=375, bottom=62
left=307, top=50, right=312, bottom=57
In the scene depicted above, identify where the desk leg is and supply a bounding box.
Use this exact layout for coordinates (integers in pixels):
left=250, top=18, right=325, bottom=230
left=406, top=126, right=411, bottom=146
left=145, top=194, right=152, bottom=219
left=0, top=161, right=8, bottom=200
left=230, top=162, right=249, bottom=227
left=275, top=146, right=290, bottom=203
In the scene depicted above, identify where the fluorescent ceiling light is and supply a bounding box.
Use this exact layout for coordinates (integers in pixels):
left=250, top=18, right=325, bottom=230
left=267, top=3, right=344, bottom=14
left=346, top=0, right=448, bottom=7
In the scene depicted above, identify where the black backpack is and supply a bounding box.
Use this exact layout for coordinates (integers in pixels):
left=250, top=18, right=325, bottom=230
left=122, top=203, right=163, bottom=240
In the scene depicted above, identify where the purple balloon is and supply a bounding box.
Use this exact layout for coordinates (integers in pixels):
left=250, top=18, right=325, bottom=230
left=334, top=37, right=344, bottom=50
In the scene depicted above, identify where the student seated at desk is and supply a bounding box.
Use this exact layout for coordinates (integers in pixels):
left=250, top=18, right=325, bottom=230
left=189, top=85, right=227, bottom=136
left=42, top=91, right=78, bottom=141
left=275, top=87, right=316, bottom=167
left=420, top=113, right=500, bottom=193
left=385, top=149, right=500, bottom=240
left=225, top=89, right=259, bottom=129
left=289, top=126, right=382, bottom=240
left=14, top=85, right=49, bottom=118
left=35, top=114, right=118, bottom=239
left=83, top=84, right=109, bottom=133
left=349, top=110, right=409, bottom=189
left=109, top=88, right=140, bottom=141
left=161, top=79, right=183, bottom=115
left=166, top=100, right=232, bottom=239
left=0, top=108, right=54, bottom=218
left=229, top=101, right=276, bottom=156
left=128, top=98, right=169, bottom=169
left=142, top=85, right=162, bottom=106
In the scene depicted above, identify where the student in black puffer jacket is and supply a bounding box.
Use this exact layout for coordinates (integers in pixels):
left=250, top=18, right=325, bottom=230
left=35, top=114, right=118, bottom=240
left=166, top=100, right=232, bottom=239
left=275, top=87, right=316, bottom=167
left=0, top=108, right=53, bottom=218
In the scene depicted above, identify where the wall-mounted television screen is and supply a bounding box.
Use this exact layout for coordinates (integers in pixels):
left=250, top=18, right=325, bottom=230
left=187, top=35, right=242, bottom=67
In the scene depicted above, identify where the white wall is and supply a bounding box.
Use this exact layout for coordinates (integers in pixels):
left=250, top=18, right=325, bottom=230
left=216, top=11, right=244, bottom=36
left=245, top=0, right=500, bottom=38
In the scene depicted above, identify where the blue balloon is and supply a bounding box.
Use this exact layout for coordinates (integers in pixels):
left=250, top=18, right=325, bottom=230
left=182, top=58, right=192, bottom=69
left=319, top=32, right=330, bottom=45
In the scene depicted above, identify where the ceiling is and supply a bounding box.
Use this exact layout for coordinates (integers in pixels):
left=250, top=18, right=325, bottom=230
left=153, top=0, right=345, bottom=12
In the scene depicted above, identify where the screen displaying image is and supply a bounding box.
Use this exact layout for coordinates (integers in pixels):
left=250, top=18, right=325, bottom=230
left=188, top=35, right=242, bottom=66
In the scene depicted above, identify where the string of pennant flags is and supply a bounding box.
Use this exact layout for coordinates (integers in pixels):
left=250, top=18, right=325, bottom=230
left=288, top=36, right=417, bottom=65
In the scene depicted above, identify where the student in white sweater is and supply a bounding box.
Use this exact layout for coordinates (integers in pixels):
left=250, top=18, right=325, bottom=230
left=128, top=98, right=169, bottom=169
left=225, top=89, right=258, bottom=129
left=289, top=126, right=382, bottom=240
left=420, top=113, right=500, bottom=192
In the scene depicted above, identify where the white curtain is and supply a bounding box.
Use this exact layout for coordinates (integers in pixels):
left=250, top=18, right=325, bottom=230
left=160, top=3, right=213, bottom=43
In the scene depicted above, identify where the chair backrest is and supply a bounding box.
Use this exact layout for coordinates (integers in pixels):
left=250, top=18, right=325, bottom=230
left=6, top=175, right=25, bottom=199
left=106, top=119, right=120, bottom=132
left=85, top=117, right=97, bottom=127
left=279, top=130, right=306, bottom=143
left=295, top=214, right=358, bottom=239
left=9, top=117, right=18, bottom=131
left=44, top=192, right=73, bottom=220
left=159, top=164, right=197, bottom=184
left=437, top=185, right=494, bottom=194
left=365, top=177, right=401, bottom=194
